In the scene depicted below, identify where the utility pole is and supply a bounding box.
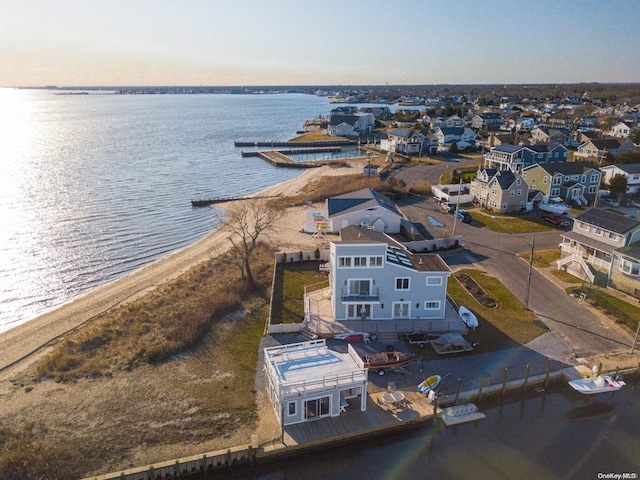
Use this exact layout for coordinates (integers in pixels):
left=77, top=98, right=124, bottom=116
left=525, top=237, right=535, bottom=310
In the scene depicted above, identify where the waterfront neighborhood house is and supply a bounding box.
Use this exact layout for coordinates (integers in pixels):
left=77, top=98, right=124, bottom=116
left=483, top=143, right=568, bottom=173
left=304, top=226, right=462, bottom=338
left=327, top=112, right=375, bottom=137
left=609, top=121, right=633, bottom=138
left=264, top=339, right=368, bottom=426
left=326, top=188, right=403, bottom=234
left=380, top=129, right=437, bottom=156
left=558, top=208, right=640, bottom=296
left=471, top=113, right=503, bottom=131
left=574, top=137, right=637, bottom=161
left=600, top=163, right=640, bottom=194
left=433, top=126, right=477, bottom=151
left=521, top=161, right=601, bottom=206
left=469, top=168, right=530, bottom=213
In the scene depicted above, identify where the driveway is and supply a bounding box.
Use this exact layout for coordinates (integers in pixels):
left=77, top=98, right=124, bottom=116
left=396, top=182, right=634, bottom=360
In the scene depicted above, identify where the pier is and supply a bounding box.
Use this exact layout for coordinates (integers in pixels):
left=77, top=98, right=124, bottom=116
left=240, top=150, right=329, bottom=168
left=234, top=140, right=356, bottom=147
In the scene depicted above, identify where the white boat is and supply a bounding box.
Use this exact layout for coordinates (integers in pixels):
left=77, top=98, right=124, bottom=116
left=568, top=375, right=626, bottom=395
left=459, top=306, right=478, bottom=329
left=417, top=374, right=442, bottom=394
left=539, top=196, right=570, bottom=215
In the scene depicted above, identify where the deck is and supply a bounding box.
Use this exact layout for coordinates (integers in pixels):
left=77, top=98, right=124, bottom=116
left=282, top=391, right=437, bottom=445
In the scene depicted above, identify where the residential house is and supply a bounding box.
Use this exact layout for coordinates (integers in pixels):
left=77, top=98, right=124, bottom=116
left=381, top=129, right=437, bottom=156
left=530, top=126, right=569, bottom=145
left=471, top=113, right=503, bottom=131
left=327, top=113, right=375, bottom=137
left=445, top=115, right=466, bottom=127
left=469, top=168, right=529, bottom=213
left=326, top=188, right=403, bottom=234
left=521, top=161, right=601, bottom=206
left=483, top=143, right=568, bottom=173
left=609, top=121, right=632, bottom=138
left=264, top=339, right=368, bottom=426
left=568, top=129, right=599, bottom=148
left=304, top=226, right=463, bottom=338
left=600, top=163, right=640, bottom=194
left=433, top=126, right=477, bottom=151
left=359, top=106, right=393, bottom=121
left=574, top=137, right=637, bottom=161
left=558, top=208, right=640, bottom=295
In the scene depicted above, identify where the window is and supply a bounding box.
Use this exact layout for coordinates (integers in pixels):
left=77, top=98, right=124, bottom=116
left=608, top=232, right=619, bottom=242
left=579, top=222, right=588, bottom=231
left=347, top=304, right=371, bottom=318
left=581, top=175, right=586, bottom=183
left=348, top=279, right=370, bottom=296
left=595, top=228, right=602, bottom=236
left=551, top=188, right=559, bottom=196
left=510, top=190, right=515, bottom=196
left=369, top=256, right=383, bottom=267
left=395, top=278, right=410, bottom=290
left=517, top=189, right=522, bottom=196
left=553, top=177, right=561, bottom=185
left=288, top=402, right=296, bottom=416
left=619, top=258, right=640, bottom=276
left=393, top=302, right=410, bottom=318
left=543, top=176, right=548, bottom=184
left=588, top=186, right=597, bottom=194
left=591, top=174, right=599, bottom=182
left=338, top=257, right=351, bottom=267
left=424, top=301, right=441, bottom=309
left=516, top=178, right=522, bottom=186
left=426, top=277, right=442, bottom=286
left=354, top=256, right=367, bottom=267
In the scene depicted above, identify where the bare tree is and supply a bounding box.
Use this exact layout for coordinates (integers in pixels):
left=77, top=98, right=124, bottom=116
left=221, top=199, right=279, bottom=288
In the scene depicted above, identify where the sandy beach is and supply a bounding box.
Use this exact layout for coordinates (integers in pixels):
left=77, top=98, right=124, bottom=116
left=0, top=164, right=348, bottom=378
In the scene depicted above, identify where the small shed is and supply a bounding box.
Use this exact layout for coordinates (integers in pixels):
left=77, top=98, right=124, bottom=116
left=264, top=340, right=368, bottom=426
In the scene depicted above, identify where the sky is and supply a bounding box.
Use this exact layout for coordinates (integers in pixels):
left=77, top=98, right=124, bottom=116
left=1, top=0, right=639, bottom=87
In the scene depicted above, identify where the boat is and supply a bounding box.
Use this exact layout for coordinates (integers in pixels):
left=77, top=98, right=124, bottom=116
left=417, top=374, right=442, bottom=394
left=459, top=306, right=478, bottom=329
left=335, top=332, right=370, bottom=343
left=538, top=196, right=571, bottom=215
left=430, top=333, right=476, bottom=355
left=362, top=351, right=415, bottom=375
left=568, top=375, right=626, bottom=395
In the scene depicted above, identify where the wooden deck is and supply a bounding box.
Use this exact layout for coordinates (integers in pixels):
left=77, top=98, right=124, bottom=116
left=282, top=391, right=437, bottom=446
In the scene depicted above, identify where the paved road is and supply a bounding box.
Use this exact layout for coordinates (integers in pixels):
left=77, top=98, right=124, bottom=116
left=395, top=166, right=634, bottom=359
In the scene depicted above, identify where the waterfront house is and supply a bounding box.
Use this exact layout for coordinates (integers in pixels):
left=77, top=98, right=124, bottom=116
left=574, top=137, right=637, bottom=161
left=483, top=143, right=568, bottom=173
left=433, top=126, right=477, bottom=151
left=530, top=126, right=569, bottom=145
left=264, top=339, right=368, bottom=426
left=521, top=161, right=600, bottom=206
left=381, top=129, right=437, bottom=156
left=558, top=208, right=640, bottom=295
left=326, top=188, right=403, bottom=234
left=304, top=226, right=463, bottom=339
left=469, top=168, right=530, bottom=213
left=328, top=113, right=375, bottom=137
left=600, top=163, right=640, bottom=194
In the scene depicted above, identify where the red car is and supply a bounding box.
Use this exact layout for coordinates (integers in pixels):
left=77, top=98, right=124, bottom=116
left=541, top=211, right=571, bottom=227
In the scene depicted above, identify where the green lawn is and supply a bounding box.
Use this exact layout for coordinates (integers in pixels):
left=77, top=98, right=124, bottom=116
left=271, top=261, right=327, bottom=324
left=470, top=211, right=555, bottom=234
left=566, top=286, right=640, bottom=332
left=447, top=269, right=548, bottom=352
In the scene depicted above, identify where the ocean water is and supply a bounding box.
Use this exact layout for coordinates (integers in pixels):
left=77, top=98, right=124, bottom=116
left=0, top=89, right=332, bottom=333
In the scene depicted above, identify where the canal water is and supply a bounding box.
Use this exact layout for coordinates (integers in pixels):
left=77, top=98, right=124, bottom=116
left=217, top=378, right=640, bottom=480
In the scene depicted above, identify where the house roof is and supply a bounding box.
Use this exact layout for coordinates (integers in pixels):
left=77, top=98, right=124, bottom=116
left=602, top=163, right=640, bottom=174
left=574, top=208, right=640, bottom=234
left=327, top=188, right=401, bottom=218
left=587, top=138, right=628, bottom=150
left=337, top=225, right=449, bottom=273
left=616, top=242, right=640, bottom=261
left=436, top=126, right=465, bottom=135
left=493, top=144, right=522, bottom=154
left=329, top=114, right=358, bottom=127
left=494, top=171, right=518, bottom=189
left=535, top=161, right=598, bottom=176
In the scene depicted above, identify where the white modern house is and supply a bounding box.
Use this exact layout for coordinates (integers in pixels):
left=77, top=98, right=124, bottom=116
left=304, top=226, right=465, bottom=338
left=264, top=339, right=368, bottom=426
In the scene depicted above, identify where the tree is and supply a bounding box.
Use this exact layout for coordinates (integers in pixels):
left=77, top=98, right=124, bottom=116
left=608, top=173, right=628, bottom=196
left=222, top=199, right=279, bottom=288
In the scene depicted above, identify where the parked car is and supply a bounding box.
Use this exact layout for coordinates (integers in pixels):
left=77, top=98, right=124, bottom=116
left=541, top=211, right=571, bottom=227
left=456, top=210, right=472, bottom=223
left=600, top=197, right=619, bottom=207
left=441, top=202, right=455, bottom=213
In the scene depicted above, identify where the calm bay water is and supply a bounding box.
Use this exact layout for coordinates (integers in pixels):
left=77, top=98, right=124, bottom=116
left=221, top=380, right=640, bottom=480
left=0, top=89, right=332, bottom=333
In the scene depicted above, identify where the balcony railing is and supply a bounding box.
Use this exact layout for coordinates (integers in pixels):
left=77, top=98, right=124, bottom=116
left=341, top=287, right=380, bottom=302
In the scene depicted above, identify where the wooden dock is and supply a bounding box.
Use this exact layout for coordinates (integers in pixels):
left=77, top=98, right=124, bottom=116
left=241, top=150, right=326, bottom=168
